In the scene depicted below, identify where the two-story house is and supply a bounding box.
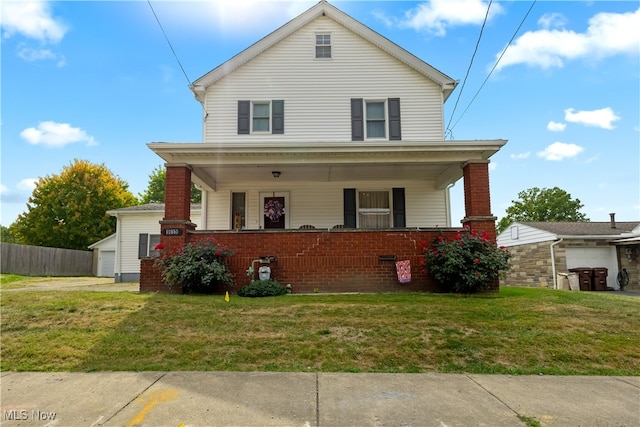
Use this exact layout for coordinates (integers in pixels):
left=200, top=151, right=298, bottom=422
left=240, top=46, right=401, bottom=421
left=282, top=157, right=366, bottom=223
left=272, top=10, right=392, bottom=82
left=141, top=0, right=506, bottom=294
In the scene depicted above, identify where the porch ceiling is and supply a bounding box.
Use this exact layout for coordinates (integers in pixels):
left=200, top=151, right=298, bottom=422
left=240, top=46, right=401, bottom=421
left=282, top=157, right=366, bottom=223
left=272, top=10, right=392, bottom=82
left=148, top=140, right=506, bottom=191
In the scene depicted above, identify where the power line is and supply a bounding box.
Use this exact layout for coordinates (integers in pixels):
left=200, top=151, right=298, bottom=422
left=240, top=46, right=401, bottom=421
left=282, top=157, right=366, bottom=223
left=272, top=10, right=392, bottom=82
left=445, top=0, right=494, bottom=139
left=447, top=0, right=537, bottom=136
left=147, top=0, right=192, bottom=86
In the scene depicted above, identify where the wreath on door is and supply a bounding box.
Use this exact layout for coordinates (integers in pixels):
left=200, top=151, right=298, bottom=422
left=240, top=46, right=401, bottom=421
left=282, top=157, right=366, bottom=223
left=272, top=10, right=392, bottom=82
left=264, top=199, right=285, bottom=221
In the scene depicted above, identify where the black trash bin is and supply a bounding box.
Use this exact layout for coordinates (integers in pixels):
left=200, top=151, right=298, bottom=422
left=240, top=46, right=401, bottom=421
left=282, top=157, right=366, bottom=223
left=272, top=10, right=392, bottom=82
left=569, top=268, right=593, bottom=291
left=592, top=268, right=609, bottom=291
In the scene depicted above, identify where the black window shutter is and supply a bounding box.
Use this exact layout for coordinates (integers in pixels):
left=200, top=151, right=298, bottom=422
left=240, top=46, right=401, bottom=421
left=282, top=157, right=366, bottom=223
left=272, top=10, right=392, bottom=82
left=351, top=98, right=364, bottom=141
left=272, top=100, right=284, bottom=134
left=392, top=188, right=406, bottom=228
left=138, top=234, right=148, bottom=258
left=388, top=98, right=401, bottom=141
left=238, top=100, right=250, bottom=134
left=343, top=188, right=357, bottom=228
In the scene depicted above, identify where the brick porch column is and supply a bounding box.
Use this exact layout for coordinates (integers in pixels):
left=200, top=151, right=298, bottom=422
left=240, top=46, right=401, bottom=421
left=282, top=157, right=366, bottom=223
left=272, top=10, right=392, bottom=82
left=461, top=160, right=497, bottom=241
left=160, top=164, right=196, bottom=247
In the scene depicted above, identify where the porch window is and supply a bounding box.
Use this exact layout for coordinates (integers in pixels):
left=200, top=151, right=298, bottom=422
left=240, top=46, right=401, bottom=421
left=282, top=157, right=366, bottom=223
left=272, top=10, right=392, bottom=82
left=232, top=192, right=246, bottom=230
left=316, top=34, right=331, bottom=58
left=358, top=191, right=390, bottom=229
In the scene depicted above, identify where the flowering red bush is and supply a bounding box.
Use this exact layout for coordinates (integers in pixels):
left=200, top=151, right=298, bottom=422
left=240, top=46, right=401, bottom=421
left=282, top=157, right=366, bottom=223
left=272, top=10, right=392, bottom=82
left=421, top=227, right=510, bottom=293
left=153, top=239, right=234, bottom=294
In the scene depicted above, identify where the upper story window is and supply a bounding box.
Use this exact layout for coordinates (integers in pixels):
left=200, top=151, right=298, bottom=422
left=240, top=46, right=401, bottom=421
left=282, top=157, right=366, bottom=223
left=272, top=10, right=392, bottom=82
left=351, top=98, right=401, bottom=141
left=238, top=100, right=284, bottom=134
left=366, top=101, right=385, bottom=138
left=315, top=34, right=331, bottom=58
left=252, top=102, right=270, bottom=132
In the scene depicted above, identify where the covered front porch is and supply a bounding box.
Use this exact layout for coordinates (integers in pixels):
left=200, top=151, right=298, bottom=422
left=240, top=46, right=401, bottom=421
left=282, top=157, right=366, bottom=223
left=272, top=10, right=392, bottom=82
left=140, top=140, right=504, bottom=293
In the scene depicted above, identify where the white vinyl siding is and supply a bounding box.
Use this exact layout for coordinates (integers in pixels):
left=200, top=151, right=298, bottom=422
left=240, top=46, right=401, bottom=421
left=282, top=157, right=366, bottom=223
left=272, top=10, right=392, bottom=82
left=115, top=211, right=201, bottom=276
left=204, top=181, right=446, bottom=230
left=497, top=223, right=558, bottom=247
left=203, top=17, right=443, bottom=144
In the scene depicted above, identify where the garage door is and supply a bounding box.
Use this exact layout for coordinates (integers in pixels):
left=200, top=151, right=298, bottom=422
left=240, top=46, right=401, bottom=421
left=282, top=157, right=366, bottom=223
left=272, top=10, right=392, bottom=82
left=99, top=250, right=115, bottom=277
left=565, top=247, right=618, bottom=289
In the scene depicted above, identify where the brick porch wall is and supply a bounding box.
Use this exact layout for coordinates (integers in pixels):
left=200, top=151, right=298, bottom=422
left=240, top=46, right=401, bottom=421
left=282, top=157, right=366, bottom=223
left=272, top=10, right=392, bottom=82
left=141, top=228, right=503, bottom=294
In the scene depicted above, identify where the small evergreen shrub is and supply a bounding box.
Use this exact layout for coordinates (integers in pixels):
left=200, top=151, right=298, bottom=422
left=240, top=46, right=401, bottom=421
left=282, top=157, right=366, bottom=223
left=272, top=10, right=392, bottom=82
left=154, top=239, right=234, bottom=294
left=238, top=279, right=288, bottom=297
left=421, top=227, right=511, bottom=293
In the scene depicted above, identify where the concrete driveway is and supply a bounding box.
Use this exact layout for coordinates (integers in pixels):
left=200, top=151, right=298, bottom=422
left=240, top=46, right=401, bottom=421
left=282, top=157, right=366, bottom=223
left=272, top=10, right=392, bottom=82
left=3, top=277, right=138, bottom=292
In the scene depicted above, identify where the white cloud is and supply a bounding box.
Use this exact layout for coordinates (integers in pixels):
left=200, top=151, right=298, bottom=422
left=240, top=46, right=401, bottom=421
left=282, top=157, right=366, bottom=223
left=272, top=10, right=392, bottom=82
left=155, top=1, right=312, bottom=35
left=489, top=162, right=497, bottom=171
left=17, top=179, right=38, bottom=192
left=537, top=142, right=584, bottom=161
left=564, top=107, right=620, bottom=129
left=20, top=121, right=97, bottom=148
left=537, top=13, right=568, bottom=30
left=495, top=7, right=640, bottom=70
left=401, top=0, right=503, bottom=36
left=547, top=121, right=567, bottom=132
left=17, top=44, right=66, bottom=67
left=510, top=152, right=530, bottom=160
left=0, top=184, right=8, bottom=194
left=0, top=1, right=67, bottom=43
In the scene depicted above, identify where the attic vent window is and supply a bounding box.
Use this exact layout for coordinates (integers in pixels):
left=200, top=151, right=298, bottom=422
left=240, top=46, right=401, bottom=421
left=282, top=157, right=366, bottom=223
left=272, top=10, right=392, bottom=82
left=315, top=34, right=331, bottom=58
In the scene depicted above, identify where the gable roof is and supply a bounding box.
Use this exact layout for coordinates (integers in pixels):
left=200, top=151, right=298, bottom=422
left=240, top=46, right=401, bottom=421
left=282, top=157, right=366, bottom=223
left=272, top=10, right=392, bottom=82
left=515, top=221, right=640, bottom=237
left=190, top=0, right=457, bottom=102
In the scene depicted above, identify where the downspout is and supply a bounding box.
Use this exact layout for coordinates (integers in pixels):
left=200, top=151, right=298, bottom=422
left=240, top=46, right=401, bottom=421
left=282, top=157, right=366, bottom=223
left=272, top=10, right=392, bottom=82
left=113, top=213, right=121, bottom=283
left=550, top=238, right=564, bottom=289
left=444, top=183, right=454, bottom=227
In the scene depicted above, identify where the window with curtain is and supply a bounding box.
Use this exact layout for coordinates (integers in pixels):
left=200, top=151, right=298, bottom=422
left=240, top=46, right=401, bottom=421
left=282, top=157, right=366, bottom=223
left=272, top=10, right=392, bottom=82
left=366, top=101, right=385, bottom=138
left=253, top=102, right=270, bottom=131
left=358, top=191, right=390, bottom=229
left=232, top=192, right=246, bottom=229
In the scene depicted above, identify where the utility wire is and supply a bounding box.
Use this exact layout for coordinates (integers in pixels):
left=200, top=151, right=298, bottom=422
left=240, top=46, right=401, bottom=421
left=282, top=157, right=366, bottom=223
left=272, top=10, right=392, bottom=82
left=147, top=0, right=192, bottom=86
left=447, top=0, right=537, bottom=136
left=445, top=0, right=494, bottom=139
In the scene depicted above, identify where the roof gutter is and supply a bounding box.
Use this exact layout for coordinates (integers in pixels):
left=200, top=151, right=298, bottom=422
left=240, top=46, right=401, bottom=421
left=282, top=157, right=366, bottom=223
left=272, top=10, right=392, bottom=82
left=550, top=238, right=564, bottom=289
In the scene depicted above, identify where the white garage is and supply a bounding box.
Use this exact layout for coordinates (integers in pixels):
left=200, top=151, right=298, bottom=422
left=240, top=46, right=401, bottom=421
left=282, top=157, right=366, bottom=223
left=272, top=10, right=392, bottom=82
left=565, top=247, right=619, bottom=289
left=88, top=234, right=116, bottom=278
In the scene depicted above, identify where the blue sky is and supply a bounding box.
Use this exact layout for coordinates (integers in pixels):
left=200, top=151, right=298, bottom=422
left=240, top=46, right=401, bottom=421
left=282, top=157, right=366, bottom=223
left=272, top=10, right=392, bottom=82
left=1, top=0, right=639, bottom=228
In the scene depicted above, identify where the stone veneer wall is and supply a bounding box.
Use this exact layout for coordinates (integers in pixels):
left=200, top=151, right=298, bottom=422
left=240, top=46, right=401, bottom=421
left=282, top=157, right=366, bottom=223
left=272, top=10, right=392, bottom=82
left=500, top=240, right=563, bottom=288
left=616, top=244, right=640, bottom=291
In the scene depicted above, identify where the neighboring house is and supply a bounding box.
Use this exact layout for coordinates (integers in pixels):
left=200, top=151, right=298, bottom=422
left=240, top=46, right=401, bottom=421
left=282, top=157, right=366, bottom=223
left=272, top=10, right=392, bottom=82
left=106, top=204, right=201, bottom=282
left=497, top=215, right=640, bottom=291
left=88, top=234, right=116, bottom=277
left=141, top=1, right=506, bottom=293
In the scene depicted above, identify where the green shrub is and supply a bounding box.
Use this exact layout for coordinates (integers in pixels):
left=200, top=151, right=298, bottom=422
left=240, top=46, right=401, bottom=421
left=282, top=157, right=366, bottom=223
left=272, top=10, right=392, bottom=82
left=421, top=227, right=511, bottom=293
left=238, top=279, right=288, bottom=297
left=154, top=239, right=234, bottom=294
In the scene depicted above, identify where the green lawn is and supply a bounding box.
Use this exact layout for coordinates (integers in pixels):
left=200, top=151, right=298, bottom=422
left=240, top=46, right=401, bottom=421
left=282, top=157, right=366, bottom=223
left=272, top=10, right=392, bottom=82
left=1, top=285, right=639, bottom=374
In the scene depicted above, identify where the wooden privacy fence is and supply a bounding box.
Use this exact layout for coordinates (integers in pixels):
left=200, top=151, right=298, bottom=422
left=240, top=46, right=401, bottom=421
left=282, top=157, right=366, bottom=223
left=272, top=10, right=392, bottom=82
left=1, top=243, right=93, bottom=276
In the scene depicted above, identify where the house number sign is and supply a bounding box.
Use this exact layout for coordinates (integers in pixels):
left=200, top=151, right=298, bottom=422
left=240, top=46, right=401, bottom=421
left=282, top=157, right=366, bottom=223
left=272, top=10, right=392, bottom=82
left=163, top=228, right=183, bottom=236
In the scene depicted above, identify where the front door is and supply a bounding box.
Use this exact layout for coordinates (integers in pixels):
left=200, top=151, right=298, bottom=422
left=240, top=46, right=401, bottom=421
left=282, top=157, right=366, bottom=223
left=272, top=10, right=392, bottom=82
left=263, top=196, right=286, bottom=229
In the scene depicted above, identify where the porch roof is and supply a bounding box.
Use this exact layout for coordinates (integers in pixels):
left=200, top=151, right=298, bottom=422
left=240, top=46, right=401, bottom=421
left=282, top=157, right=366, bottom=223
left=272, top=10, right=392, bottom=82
left=147, top=140, right=506, bottom=192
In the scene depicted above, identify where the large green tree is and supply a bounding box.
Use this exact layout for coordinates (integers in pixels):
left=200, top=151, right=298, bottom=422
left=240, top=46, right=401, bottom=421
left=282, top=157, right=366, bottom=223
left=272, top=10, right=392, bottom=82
left=497, top=187, right=589, bottom=234
left=12, top=159, right=137, bottom=250
left=138, top=165, right=201, bottom=204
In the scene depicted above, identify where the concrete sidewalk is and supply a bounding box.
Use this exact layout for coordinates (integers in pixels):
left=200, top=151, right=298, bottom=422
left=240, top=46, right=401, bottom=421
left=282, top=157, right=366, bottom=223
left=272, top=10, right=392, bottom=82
left=1, top=372, right=638, bottom=426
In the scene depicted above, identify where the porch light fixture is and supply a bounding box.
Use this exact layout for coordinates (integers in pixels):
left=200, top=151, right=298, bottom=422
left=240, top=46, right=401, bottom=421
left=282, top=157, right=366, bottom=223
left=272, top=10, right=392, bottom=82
left=272, top=171, right=281, bottom=178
